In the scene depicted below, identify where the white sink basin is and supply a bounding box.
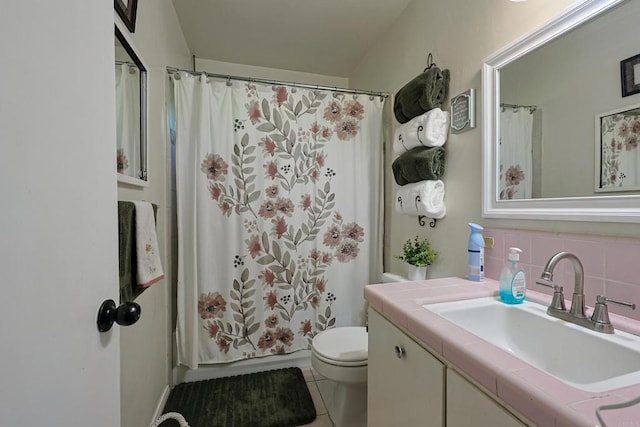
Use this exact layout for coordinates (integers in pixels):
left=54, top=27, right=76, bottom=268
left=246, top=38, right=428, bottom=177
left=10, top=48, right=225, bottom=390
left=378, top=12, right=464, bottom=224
left=423, top=297, right=640, bottom=392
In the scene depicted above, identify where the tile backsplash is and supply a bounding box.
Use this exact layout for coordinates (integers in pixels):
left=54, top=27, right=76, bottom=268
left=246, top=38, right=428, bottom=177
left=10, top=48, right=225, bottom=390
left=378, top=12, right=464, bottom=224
left=484, top=228, right=640, bottom=321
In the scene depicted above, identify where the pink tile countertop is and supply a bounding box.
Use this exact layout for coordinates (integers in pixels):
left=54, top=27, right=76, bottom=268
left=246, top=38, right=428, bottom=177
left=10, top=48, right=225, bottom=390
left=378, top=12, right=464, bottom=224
left=365, top=277, right=640, bottom=427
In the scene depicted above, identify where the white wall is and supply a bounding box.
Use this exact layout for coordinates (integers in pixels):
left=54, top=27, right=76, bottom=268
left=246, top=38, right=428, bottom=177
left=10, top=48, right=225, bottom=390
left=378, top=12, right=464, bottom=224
left=346, top=0, right=636, bottom=279
left=115, top=1, right=192, bottom=427
left=195, top=58, right=349, bottom=87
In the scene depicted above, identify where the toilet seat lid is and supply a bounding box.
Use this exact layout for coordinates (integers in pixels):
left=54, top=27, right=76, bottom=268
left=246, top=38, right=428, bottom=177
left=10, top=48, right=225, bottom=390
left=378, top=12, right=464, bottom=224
left=312, top=327, right=368, bottom=363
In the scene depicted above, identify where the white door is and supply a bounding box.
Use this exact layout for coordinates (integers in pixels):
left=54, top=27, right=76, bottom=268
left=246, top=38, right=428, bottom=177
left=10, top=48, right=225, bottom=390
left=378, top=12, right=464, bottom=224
left=0, top=3, right=121, bottom=426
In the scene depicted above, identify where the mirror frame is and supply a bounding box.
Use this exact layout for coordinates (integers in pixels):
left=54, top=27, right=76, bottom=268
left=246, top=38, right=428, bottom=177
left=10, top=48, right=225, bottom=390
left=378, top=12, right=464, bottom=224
left=481, top=0, right=640, bottom=223
left=115, top=23, right=148, bottom=186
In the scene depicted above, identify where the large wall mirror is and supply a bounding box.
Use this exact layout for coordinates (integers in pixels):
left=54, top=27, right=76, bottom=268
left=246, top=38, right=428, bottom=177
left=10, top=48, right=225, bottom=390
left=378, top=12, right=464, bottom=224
left=115, top=25, right=147, bottom=185
left=482, top=0, right=640, bottom=222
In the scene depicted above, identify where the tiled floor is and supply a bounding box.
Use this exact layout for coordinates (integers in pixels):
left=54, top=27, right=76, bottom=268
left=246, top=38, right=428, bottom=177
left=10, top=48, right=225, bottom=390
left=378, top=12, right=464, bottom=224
left=300, top=367, right=336, bottom=427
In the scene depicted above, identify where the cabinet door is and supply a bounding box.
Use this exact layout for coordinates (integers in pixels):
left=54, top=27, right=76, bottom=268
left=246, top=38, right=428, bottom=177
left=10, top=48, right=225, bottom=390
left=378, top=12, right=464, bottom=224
left=447, top=369, right=525, bottom=427
left=368, top=308, right=445, bottom=427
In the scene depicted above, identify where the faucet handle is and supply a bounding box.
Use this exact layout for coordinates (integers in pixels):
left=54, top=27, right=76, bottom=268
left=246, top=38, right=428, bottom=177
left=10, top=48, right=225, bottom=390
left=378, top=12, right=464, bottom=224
left=535, top=279, right=566, bottom=311
left=591, top=295, right=636, bottom=330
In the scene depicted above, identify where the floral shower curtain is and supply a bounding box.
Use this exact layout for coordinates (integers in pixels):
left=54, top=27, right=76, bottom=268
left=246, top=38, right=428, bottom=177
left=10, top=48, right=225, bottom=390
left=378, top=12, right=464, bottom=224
left=499, top=108, right=533, bottom=200
left=173, top=73, right=385, bottom=367
left=115, top=63, right=140, bottom=176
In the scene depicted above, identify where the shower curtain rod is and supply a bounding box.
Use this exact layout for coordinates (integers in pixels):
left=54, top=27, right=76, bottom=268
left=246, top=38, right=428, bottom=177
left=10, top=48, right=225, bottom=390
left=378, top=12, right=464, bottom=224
left=166, top=67, right=389, bottom=99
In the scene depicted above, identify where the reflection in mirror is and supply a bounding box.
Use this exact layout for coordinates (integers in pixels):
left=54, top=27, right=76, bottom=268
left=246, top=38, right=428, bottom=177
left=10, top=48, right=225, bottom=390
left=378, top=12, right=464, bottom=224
left=482, top=0, right=640, bottom=222
left=115, top=26, right=147, bottom=182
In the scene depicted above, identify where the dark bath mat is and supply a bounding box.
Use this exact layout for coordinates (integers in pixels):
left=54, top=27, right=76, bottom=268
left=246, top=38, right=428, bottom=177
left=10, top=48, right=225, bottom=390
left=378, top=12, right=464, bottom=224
left=161, top=367, right=316, bottom=427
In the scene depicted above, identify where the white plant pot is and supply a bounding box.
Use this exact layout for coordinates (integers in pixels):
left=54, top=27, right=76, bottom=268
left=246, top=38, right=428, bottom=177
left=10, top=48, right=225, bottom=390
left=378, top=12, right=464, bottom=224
left=406, top=264, right=427, bottom=281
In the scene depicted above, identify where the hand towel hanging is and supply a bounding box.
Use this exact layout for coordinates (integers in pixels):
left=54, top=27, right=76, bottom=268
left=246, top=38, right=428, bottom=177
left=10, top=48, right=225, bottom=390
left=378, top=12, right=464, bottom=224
left=132, top=201, right=164, bottom=288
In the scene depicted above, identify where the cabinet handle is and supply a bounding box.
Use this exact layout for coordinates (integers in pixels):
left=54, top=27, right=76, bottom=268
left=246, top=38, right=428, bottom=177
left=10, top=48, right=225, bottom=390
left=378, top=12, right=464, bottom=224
left=394, top=345, right=406, bottom=359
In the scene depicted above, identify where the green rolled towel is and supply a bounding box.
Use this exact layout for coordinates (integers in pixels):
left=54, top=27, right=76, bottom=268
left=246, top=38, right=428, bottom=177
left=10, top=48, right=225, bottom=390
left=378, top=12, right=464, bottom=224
left=394, top=67, right=450, bottom=124
left=392, top=146, right=446, bottom=186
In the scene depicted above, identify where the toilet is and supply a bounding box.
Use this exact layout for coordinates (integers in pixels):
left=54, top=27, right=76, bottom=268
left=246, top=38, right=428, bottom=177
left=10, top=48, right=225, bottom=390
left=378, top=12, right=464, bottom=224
left=310, top=272, right=409, bottom=427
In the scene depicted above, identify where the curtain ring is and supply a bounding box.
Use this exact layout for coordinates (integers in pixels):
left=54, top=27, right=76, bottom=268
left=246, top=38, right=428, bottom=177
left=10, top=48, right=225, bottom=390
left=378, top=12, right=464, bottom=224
left=226, top=77, right=232, bottom=87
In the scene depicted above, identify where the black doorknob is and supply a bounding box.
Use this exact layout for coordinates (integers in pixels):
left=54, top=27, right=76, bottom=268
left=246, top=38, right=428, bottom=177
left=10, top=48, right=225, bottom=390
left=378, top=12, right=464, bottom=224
left=97, top=299, right=141, bottom=332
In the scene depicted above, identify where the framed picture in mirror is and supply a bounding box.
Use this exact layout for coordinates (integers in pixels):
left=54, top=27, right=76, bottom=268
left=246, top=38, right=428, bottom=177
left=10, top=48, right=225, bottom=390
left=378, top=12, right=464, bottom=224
left=621, top=53, right=640, bottom=97
left=595, top=104, right=640, bottom=192
left=115, top=0, right=138, bottom=33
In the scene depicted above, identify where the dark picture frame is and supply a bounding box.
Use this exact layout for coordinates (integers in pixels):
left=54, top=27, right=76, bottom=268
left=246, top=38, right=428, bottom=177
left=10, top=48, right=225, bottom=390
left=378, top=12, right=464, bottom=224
left=115, top=0, right=138, bottom=33
left=621, top=53, right=640, bottom=97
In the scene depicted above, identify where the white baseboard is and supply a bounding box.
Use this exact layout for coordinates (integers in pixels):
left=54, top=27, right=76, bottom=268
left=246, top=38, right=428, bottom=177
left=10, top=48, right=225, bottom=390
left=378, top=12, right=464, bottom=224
left=148, top=385, right=171, bottom=427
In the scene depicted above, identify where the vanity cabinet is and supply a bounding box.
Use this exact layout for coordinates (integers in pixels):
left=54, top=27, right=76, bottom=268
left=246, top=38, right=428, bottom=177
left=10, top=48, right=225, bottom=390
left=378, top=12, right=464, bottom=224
left=447, top=369, right=525, bottom=427
left=368, top=308, right=528, bottom=427
left=368, top=308, right=445, bottom=427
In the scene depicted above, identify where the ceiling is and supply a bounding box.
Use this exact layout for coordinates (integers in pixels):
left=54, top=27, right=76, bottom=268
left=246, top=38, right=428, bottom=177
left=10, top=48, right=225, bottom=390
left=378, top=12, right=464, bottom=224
left=171, top=0, right=414, bottom=77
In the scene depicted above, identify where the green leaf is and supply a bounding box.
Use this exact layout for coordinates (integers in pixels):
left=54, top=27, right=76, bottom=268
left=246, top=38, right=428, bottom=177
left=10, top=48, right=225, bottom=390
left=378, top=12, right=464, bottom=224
left=257, top=123, right=276, bottom=132
left=231, top=302, right=241, bottom=312
left=327, top=193, right=335, bottom=202
left=233, top=144, right=241, bottom=156
left=272, top=240, right=282, bottom=260
left=235, top=178, right=245, bottom=190
left=262, top=99, right=270, bottom=121
left=302, top=95, right=310, bottom=108
left=261, top=232, right=270, bottom=252
left=294, top=229, right=302, bottom=245
left=324, top=182, right=330, bottom=193
left=282, top=251, right=291, bottom=268
left=284, top=241, right=296, bottom=251
left=273, top=109, right=283, bottom=130
left=233, top=279, right=241, bottom=292
left=256, top=254, right=275, bottom=265
left=319, top=315, right=326, bottom=323
left=240, top=133, right=249, bottom=147
left=328, top=318, right=336, bottom=327
left=325, top=306, right=331, bottom=318
left=271, top=265, right=286, bottom=273
left=248, top=191, right=260, bottom=203
left=248, top=323, right=260, bottom=335
left=244, top=145, right=256, bottom=156
left=233, top=313, right=243, bottom=323
left=294, top=101, right=303, bottom=115
left=245, top=289, right=256, bottom=299
left=271, top=133, right=285, bottom=143
left=241, top=268, right=249, bottom=282
left=230, top=290, right=240, bottom=301
left=283, top=120, right=290, bottom=138
left=241, top=301, right=252, bottom=309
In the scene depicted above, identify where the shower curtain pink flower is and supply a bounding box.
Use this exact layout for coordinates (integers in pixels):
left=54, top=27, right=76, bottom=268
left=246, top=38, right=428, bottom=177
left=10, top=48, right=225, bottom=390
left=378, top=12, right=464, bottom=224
left=173, top=73, right=384, bottom=367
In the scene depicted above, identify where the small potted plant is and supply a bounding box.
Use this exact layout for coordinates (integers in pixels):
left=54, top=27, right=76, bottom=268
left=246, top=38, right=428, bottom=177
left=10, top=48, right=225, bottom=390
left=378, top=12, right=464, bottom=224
left=396, top=236, right=439, bottom=280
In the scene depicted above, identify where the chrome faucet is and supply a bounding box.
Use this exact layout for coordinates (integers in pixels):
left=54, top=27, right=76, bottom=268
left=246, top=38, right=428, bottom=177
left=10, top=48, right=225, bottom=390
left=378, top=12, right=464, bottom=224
left=538, top=252, right=586, bottom=318
left=536, top=251, right=635, bottom=334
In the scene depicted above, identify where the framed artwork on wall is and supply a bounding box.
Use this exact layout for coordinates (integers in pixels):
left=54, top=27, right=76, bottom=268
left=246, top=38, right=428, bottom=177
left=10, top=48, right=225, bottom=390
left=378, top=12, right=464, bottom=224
left=595, top=104, right=640, bottom=192
left=621, top=53, right=640, bottom=97
left=115, top=0, right=138, bottom=33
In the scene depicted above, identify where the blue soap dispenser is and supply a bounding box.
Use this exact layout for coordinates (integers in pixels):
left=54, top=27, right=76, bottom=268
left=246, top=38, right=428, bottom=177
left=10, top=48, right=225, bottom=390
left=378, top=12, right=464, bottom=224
left=499, top=247, right=526, bottom=304
left=467, top=223, right=485, bottom=281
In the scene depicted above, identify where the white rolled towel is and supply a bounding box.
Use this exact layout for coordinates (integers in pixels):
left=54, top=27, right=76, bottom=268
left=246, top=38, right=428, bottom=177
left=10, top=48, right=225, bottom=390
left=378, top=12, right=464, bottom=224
left=393, top=108, right=450, bottom=155
left=394, top=180, right=446, bottom=219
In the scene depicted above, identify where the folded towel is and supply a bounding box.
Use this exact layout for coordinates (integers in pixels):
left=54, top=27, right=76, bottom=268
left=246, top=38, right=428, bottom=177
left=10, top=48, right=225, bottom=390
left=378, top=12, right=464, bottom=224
left=132, top=201, right=164, bottom=288
left=393, top=108, right=450, bottom=155
left=392, top=146, right=445, bottom=186
left=394, top=180, right=446, bottom=219
left=394, top=67, right=450, bottom=124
